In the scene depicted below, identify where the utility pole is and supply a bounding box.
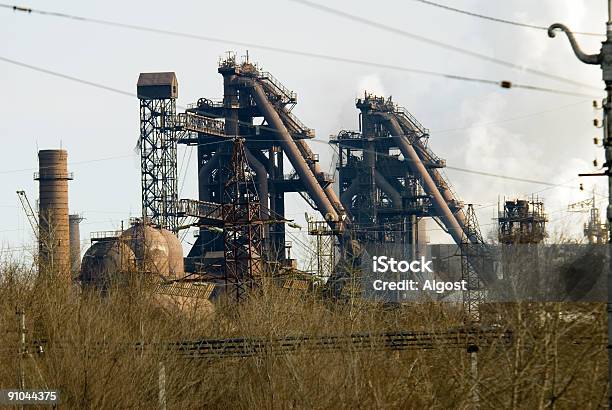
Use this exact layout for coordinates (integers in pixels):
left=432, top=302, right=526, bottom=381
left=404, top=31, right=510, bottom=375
left=548, top=2, right=612, bottom=406
left=16, top=310, right=26, bottom=410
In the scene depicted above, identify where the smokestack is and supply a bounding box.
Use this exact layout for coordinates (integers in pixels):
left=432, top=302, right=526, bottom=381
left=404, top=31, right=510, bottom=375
left=69, top=214, right=83, bottom=277
left=35, top=150, right=72, bottom=275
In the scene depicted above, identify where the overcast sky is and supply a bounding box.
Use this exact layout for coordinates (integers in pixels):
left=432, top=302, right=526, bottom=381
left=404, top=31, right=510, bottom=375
left=0, top=0, right=607, bottom=261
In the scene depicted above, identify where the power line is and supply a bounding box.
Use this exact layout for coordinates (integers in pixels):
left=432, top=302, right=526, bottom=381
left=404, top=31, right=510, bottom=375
left=409, top=0, right=603, bottom=37
left=433, top=99, right=591, bottom=135
left=288, top=0, right=600, bottom=91
left=0, top=52, right=598, bottom=140
left=0, top=55, right=586, bottom=188
left=0, top=56, right=134, bottom=97
left=0, top=52, right=595, bottom=103
left=0, top=3, right=600, bottom=93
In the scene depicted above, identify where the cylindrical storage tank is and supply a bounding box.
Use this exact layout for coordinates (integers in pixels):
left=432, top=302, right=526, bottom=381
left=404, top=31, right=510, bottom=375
left=159, top=229, right=184, bottom=278
left=69, top=214, right=83, bottom=277
left=36, top=150, right=72, bottom=276
left=120, top=223, right=170, bottom=277
left=81, top=240, right=136, bottom=290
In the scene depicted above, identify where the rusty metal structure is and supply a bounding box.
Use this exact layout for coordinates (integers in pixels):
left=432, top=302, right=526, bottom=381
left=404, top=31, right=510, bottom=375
left=141, top=54, right=349, bottom=276
left=137, top=72, right=179, bottom=233
left=136, top=58, right=495, bottom=306
left=332, top=94, right=437, bottom=259
left=498, top=197, right=547, bottom=244
left=222, top=138, right=264, bottom=301
left=307, top=218, right=335, bottom=281
left=35, top=149, right=73, bottom=275
left=332, top=94, right=491, bottom=277
left=461, top=204, right=485, bottom=324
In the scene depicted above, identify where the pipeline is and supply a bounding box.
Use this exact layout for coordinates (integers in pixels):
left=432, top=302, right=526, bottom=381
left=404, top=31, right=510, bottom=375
left=394, top=116, right=470, bottom=231
left=375, top=173, right=402, bottom=210
left=294, top=138, right=345, bottom=213
left=382, top=114, right=496, bottom=283
left=248, top=81, right=342, bottom=232
left=198, top=151, right=221, bottom=202
left=380, top=115, right=466, bottom=246
left=245, top=147, right=270, bottom=223
left=263, top=82, right=346, bottom=216
left=340, top=179, right=360, bottom=208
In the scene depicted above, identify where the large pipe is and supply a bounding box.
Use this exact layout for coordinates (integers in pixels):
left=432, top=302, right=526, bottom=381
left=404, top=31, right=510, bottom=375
left=245, top=147, right=270, bottom=221
left=340, top=179, right=360, bottom=208
left=374, top=173, right=402, bottom=210
left=198, top=151, right=221, bottom=202
left=380, top=117, right=466, bottom=246
left=37, top=149, right=72, bottom=275
left=249, top=81, right=341, bottom=228
left=393, top=115, right=471, bottom=230
left=69, top=214, right=83, bottom=277
left=294, top=138, right=345, bottom=213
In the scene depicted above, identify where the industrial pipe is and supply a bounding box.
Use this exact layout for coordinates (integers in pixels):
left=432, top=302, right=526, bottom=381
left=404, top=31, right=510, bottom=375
left=249, top=81, right=341, bottom=229
left=198, top=151, right=221, bottom=202
left=340, top=179, right=360, bottom=209
left=375, top=173, right=402, bottom=210
left=380, top=116, right=466, bottom=246
left=294, top=138, right=345, bottom=213
left=245, top=147, right=270, bottom=220
left=395, top=117, right=471, bottom=236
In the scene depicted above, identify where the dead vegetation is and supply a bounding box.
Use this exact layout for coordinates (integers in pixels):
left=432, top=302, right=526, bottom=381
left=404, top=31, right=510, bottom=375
left=0, top=259, right=607, bottom=409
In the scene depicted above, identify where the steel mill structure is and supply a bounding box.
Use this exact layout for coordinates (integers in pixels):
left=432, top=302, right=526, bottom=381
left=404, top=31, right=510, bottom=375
left=498, top=197, right=547, bottom=245
left=130, top=55, right=495, bottom=309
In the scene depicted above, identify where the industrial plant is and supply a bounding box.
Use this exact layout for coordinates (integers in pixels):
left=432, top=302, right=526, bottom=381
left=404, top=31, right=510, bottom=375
left=1, top=0, right=609, bottom=406
left=15, top=53, right=608, bottom=313
left=7, top=52, right=607, bottom=326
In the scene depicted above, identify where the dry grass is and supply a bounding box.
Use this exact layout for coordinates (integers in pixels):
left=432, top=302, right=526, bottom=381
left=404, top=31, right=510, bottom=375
left=0, top=260, right=607, bottom=409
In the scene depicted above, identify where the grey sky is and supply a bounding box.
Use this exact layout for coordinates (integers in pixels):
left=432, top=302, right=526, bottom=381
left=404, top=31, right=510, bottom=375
left=0, top=0, right=607, bottom=259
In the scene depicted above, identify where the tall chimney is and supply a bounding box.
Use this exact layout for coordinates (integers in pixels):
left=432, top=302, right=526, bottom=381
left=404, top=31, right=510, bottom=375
left=69, top=214, right=83, bottom=277
left=36, top=150, right=72, bottom=275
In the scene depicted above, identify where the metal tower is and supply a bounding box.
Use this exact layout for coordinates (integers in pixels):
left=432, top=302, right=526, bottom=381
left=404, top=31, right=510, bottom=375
left=584, top=192, right=609, bottom=244
left=223, top=138, right=265, bottom=302
left=461, top=204, right=485, bottom=324
left=137, top=72, right=179, bottom=232
left=307, top=218, right=336, bottom=280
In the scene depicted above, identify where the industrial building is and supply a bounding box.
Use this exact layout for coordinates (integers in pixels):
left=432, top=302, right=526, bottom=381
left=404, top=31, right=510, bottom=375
left=24, top=55, right=589, bottom=312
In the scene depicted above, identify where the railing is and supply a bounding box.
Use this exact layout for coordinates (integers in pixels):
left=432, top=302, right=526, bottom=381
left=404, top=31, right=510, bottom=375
left=90, top=230, right=123, bottom=240
left=395, top=106, right=429, bottom=137
left=279, top=108, right=315, bottom=138
left=258, top=71, right=297, bottom=103
left=307, top=220, right=333, bottom=236
left=154, top=281, right=216, bottom=300
left=197, top=98, right=224, bottom=109
left=33, top=171, right=74, bottom=180
left=176, top=112, right=225, bottom=137
left=177, top=199, right=223, bottom=221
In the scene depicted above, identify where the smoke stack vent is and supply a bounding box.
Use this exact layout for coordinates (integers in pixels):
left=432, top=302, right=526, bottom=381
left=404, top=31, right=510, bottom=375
left=35, top=149, right=73, bottom=275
